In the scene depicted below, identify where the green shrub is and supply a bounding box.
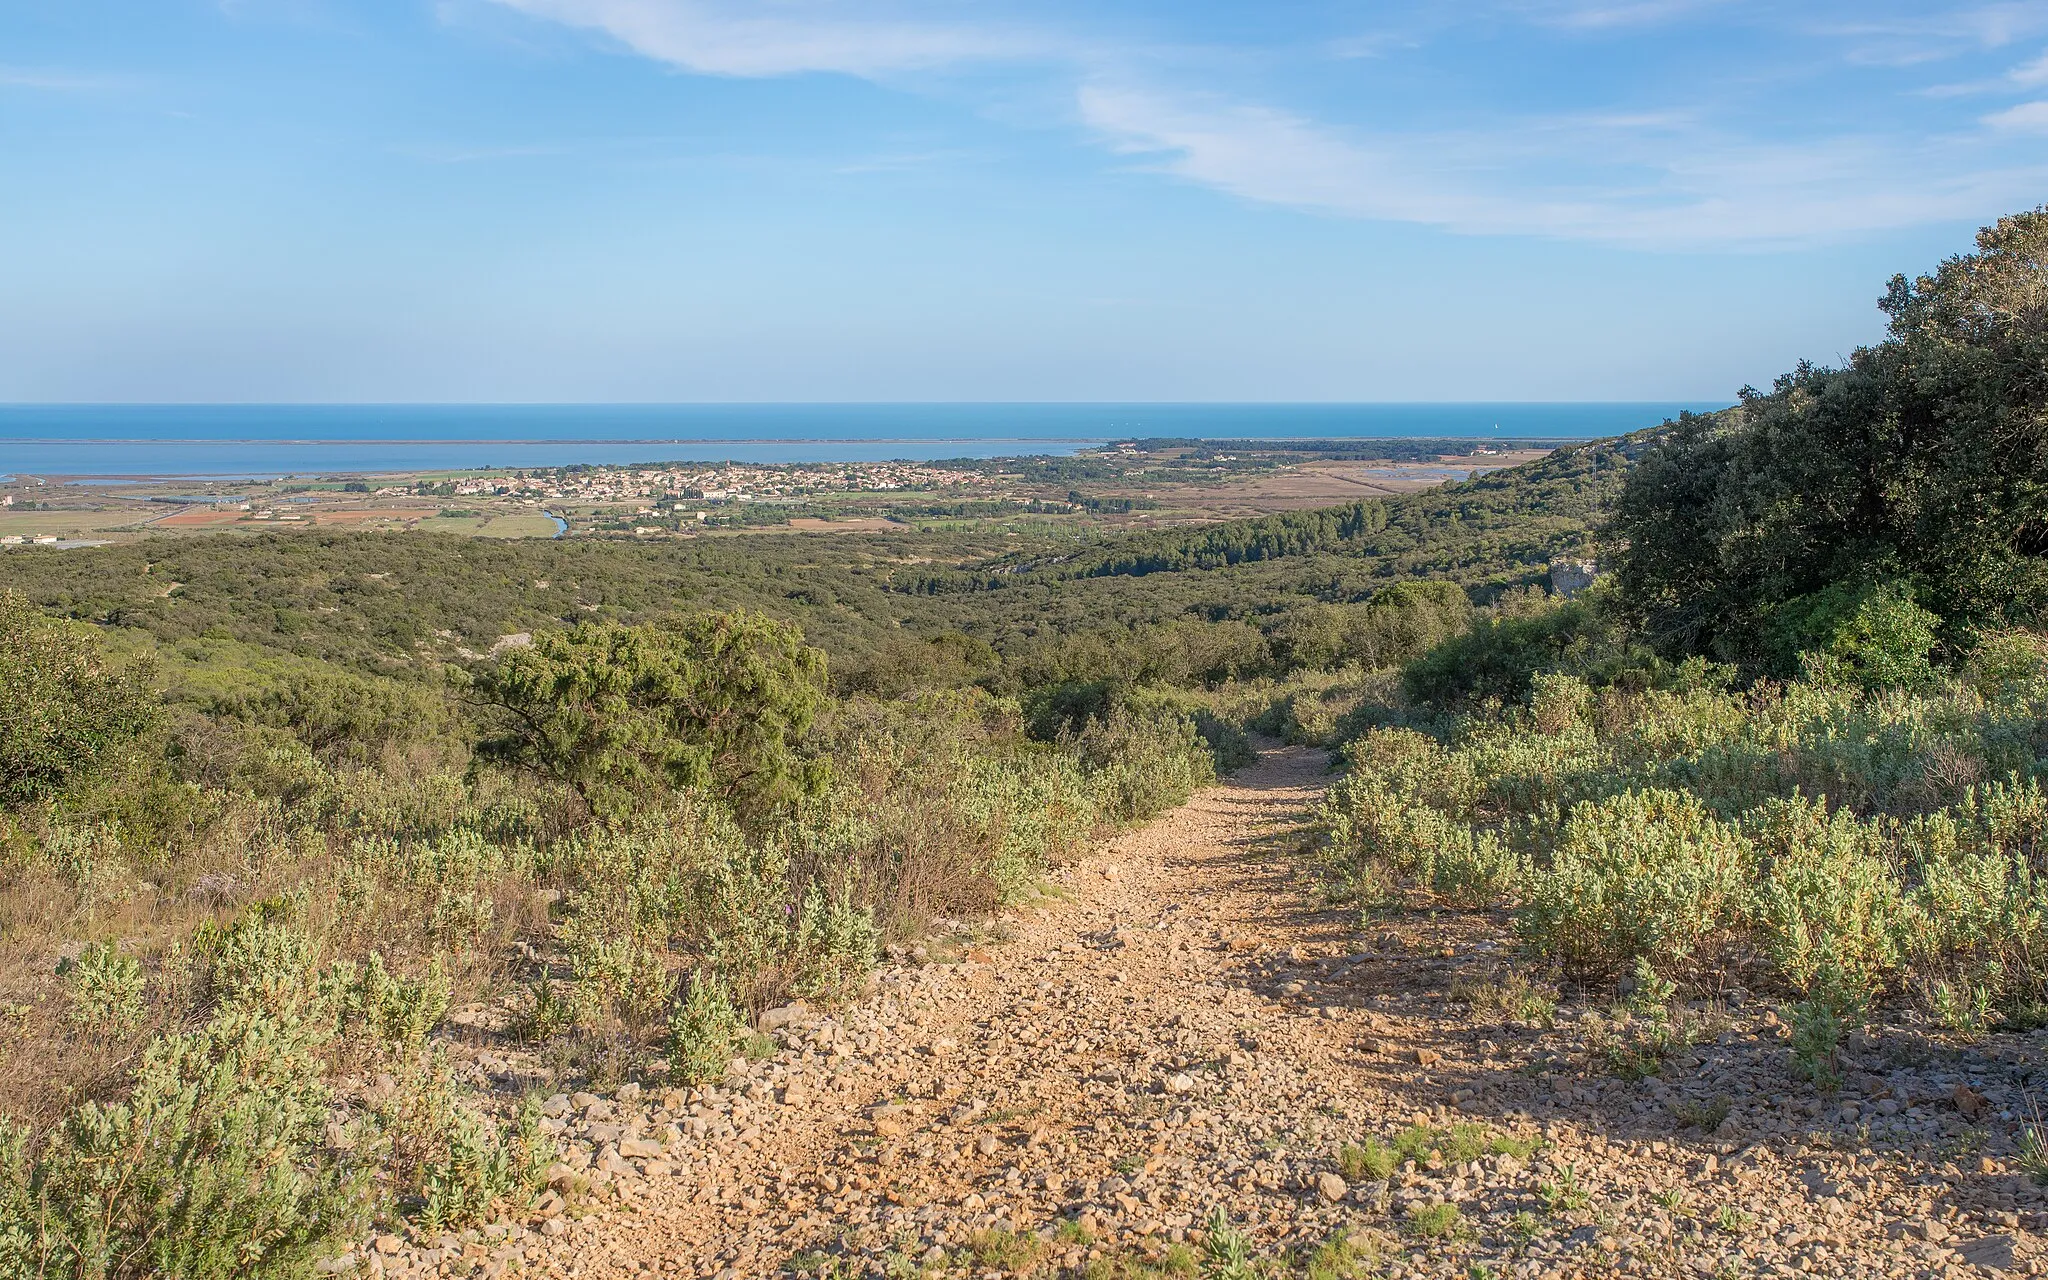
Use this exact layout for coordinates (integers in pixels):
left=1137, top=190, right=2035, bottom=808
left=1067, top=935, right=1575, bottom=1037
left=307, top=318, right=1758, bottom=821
left=1746, top=795, right=1908, bottom=1002
left=373, top=1054, right=552, bottom=1232
left=66, top=942, right=145, bottom=1033
left=196, top=905, right=321, bottom=1014
left=470, top=610, right=830, bottom=825
left=1401, top=593, right=1627, bottom=710
left=1073, top=705, right=1216, bottom=825
left=1319, top=781, right=1469, bottom=887
left=413, top=1097, right=551, bottom=1233
left=0, top=1004, right=366, bottom=1279
left=1191, top=709, right=1258, bottom=770
left=1788, top=998, right=1848, bottom=1092
left=1336, top=727, right=1480, bottom=815
left=1517, top=788, right=1753, bottom=984
left=667, top=971, right=743, bottom=1085
left=1899, top=779, right=2048, bottom=1014
left=0, top=591, right=165, bottom=810
left=328, top=952, right=451, bottom=1052
left=1778, top=581, right=1940, bottom=691
left=1966, top=630, right=2048, bottom=701
left=1429, top=830, right=1528, bottom=908
left=788, top=882, right=880, bottom=1003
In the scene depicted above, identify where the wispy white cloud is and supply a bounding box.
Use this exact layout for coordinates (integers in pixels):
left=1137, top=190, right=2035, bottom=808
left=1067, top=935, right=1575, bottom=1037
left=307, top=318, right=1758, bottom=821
left=1817, top=1, right=2048, bottom=66
left=395, top=142, right=570, bottom=163
left=2010, top=47, right=2048, bottom=81
left=1078, top=81, right=2048, bottom=248
left=481, top=0, right=2048, bottom=249
left=1918, top=42, right=2048, bottom=98
left=1526, top=0, right=1725, bottom=32
left=1984, top=98, right=2048, bottom=128
left=0, top=66, right=131, bottom=92
left=483, top=0, right=1039, bottom=78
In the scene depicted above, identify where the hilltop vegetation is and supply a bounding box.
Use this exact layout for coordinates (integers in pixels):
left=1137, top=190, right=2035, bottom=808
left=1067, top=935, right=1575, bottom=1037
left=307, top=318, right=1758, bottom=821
left=1615, top=209, right=2048, bottom=669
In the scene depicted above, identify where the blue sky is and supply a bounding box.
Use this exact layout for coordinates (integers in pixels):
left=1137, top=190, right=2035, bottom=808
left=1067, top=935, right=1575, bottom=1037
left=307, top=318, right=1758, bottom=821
left=4, top=0, right=2047, bottom=402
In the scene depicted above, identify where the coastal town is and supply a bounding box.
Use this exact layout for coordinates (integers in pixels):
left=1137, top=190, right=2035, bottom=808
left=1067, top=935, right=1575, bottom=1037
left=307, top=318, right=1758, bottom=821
left=386, top=459, right=1002, bottom=504
left=0, top=444, right=1540, bottom=547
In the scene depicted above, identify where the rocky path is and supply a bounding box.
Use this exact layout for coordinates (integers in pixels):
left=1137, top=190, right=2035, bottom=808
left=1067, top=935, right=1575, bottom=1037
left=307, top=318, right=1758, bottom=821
left=376, top=743, right=2048, bottom=1280
left=590, top=743, right=1356, bottom=1277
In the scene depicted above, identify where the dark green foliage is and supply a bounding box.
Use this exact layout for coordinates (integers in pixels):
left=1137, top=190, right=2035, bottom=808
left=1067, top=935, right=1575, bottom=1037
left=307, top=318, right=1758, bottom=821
left=1782, top=581, right=1941, bottom=690
left=1399, top=592, right=1625, bottom=708
left=0, top=592, right=164, bottom=809
left=468, top=610, right=829, bottom=823
left=208, top=668, right=460, bottom=764
left=837, top=630, right=998, bottom=698
left=1614, top=208, right=2048, bottom=668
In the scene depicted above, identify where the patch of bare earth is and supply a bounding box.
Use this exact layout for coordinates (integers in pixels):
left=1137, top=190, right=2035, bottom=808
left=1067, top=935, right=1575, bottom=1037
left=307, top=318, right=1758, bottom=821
left=375, top=744, right=2048, bottom=1280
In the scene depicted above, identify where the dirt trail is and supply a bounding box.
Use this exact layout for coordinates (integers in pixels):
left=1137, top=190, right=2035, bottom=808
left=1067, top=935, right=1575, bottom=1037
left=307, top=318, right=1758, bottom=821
left=467, top=742, right=2048, bottom=1280
left=553, top=743, right=1364, bottom=1277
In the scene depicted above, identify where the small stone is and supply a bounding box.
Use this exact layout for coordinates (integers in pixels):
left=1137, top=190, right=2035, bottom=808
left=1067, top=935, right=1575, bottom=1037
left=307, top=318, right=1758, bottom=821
left=1955, top=1084, right=1990, bottom=1120
left=528, top=1191, right=565, bottom=1220
left=1408, top=1048, right=1443, bottom=1067
left=1958, top=1234, right=2016, bottom=1272
left=1165, top=1073, right=1195, bottom=1094
left=1317, top=1172, right=1348, bottom=1202
left=374, top=1236, right=403, bottom=1255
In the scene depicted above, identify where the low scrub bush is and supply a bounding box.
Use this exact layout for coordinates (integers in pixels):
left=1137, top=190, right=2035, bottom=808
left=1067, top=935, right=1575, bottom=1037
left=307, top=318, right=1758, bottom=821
left=0, top=998, right=366, bottom=1279
left=667, top=971, right=745, bottom=1085
left=1518, top=789, right=1753, bottom=985
left=1746, top=795, right=1907, bottom=1004
left=1073, top=705, right=1216, bottom=826
left=1313, top=627, right=2048, bottom=1029
left=373, top=1058, right=552, bottom=1232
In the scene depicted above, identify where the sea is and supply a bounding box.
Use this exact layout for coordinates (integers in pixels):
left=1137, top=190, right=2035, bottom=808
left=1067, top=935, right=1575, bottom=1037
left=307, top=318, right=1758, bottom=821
left=0, top=403, right=1726, bottom=480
